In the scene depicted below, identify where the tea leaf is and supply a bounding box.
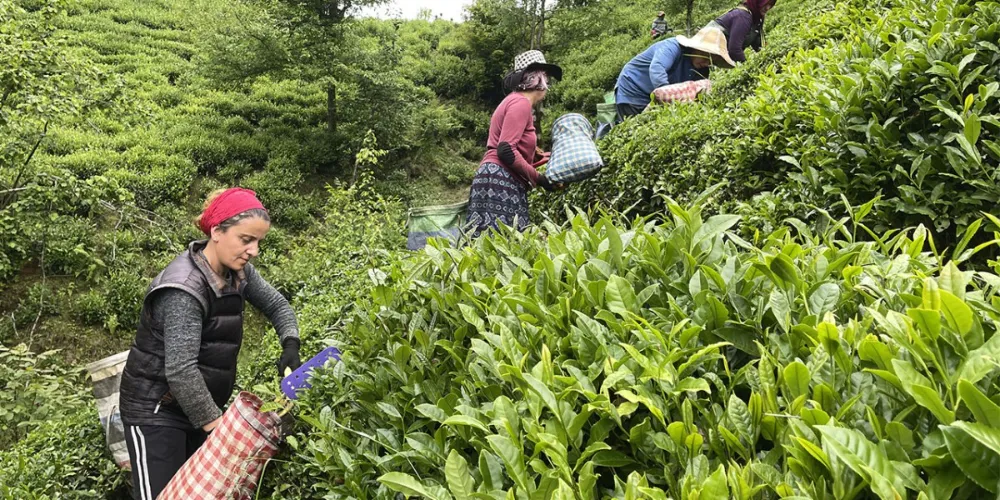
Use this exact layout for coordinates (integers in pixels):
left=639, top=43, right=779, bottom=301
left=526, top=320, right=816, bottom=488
left=942, top=424, right=1000, bottom=493
left=378, top=472, right=451, bottom=500
left=578, top=462, right=599, bottom=500
left=487, top=434, right=532, bottom=494
left=892, top=359, right=955, bottom=424
left=938, top=291, right=973, bottom=338
left=956, top=332, right=1000, bottom=384
left=808, top=283, right=840, bottom=316
left=446, top=450, right=476, bottom=500
left=907, top=308, right=941, bottom=341
left=692, top=215, right=741, bottom=250
left=605, top=275, right=637, bottom=316
left=700, top=465, right=729, bottom=499
left=939, top=262, right=968, bottom=299
left=957, top=380, right=1000, bottom=427
left=817, top=426, right=909, bottom=499
left=443, top=415, right=490, bottom=434
left=950, top=421, right=1000, bottom=456
left=783, top=361, right=811, bottom=400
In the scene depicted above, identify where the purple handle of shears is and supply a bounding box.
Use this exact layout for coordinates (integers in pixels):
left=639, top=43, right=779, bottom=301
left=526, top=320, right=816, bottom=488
left=281, top=346, right=342, bottom=400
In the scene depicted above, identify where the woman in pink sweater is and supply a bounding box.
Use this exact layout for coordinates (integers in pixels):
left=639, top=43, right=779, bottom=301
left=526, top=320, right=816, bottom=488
left=467, top=50, right=562, bottom=239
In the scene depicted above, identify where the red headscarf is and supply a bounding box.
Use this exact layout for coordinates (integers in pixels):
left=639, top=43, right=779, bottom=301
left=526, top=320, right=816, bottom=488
left=744, top=0, right=775, bottom=23
left=197, top=188, right=266, bottom=235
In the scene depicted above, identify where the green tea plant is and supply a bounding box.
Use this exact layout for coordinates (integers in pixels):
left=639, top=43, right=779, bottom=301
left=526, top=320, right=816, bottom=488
left=560, top=0, right=1000, bottom=244
left=549, top=0, right=841, bottom=219
left=750, top=0, right=1000, bottom=235
left=262, top=188, right=1000, bottom=499
left=0, top=344, right=90, bottom=449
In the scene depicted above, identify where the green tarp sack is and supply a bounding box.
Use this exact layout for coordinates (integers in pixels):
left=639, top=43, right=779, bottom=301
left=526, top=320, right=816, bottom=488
left=595, top=91, right=616, bottom=139
left=407, top=200, right=468, bottom=250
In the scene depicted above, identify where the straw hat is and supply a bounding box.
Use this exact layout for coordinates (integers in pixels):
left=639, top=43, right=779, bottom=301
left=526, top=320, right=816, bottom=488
left=676, top=25, right=737, bottom=69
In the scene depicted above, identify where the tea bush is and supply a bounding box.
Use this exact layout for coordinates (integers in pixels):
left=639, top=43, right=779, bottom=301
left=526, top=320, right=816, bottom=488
left=749, top=0, right=1000, bottom=235
left=267, top=192, right=1000, bottom=499
left=559, top=0, right=1000, bottom=244
left=548, top=0, right=843, bottom=217
left=0, top=344, right=91, bottom=449
left=0, top=350, right=129, bottom=498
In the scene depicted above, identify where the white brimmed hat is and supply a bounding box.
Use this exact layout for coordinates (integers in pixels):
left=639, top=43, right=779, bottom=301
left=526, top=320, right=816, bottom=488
left=676, top=26, right=737, bottom=69
left=512, top=50, right=563, bottom=80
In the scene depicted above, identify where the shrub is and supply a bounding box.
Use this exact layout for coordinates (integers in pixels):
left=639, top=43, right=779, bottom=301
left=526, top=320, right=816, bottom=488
left=0, top=403, right=129, bottom=498
left=264, top=193, right=1000, bottom=499
left=42, top=216, right=104, bottom=277
left=100, top=268, right=148, bottom=335
left=0, top=344, right=89, bottom=449
left=440, top=156, right=477, bottom=187
left=8, top=283, right=60, bottom=335
left=748, top=0, right=1000, bottom=236
left=49, top=149, right=123, bottom=179
left=72, top=289, right=109, bottom=327
left=565, top=0, right=1000, bottom=247
left=241, top=163, right=316, bottom=230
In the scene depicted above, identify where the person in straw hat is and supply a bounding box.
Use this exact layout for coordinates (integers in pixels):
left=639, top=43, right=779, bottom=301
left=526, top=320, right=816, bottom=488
left=710, top=0, right=777, bottom=63
left=466, top=50, right=562, bottom=239
left=614, top=25, right=736, bottom=121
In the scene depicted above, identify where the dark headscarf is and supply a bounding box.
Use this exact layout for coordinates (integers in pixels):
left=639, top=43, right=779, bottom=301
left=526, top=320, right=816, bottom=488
left=744, top=0, right=775, bottom=23
left=503, top=70, right=550, bottom=94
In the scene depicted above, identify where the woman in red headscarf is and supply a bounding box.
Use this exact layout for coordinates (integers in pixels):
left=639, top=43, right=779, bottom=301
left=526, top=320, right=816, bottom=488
left=118, top=188, right=301, bottom=499
left=711, top=0, right=777, bottom=63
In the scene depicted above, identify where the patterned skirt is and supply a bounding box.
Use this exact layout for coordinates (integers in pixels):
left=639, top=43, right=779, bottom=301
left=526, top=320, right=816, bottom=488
left=466, top=162, right=530, bottom=239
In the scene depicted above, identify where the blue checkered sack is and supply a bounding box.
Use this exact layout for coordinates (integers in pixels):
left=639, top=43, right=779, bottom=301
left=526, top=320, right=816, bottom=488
left=546, top=113, right=604, bottom=183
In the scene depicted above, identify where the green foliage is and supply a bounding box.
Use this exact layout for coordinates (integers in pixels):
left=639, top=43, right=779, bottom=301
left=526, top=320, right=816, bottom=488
left=749, top=0, right=1000, bottom=235
left=0, top=345, right=128, bottom=497
left=262, top=190, right=1000, bottom=498
left=0, top=344, right=89, bottom=448
left=9, top=0, right=1000, bottom=498
left=561, top=0, right=1000, bottom=245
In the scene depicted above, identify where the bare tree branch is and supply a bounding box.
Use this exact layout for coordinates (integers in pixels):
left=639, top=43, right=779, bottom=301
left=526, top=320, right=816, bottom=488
left=28, top=201, right=50, bottom=348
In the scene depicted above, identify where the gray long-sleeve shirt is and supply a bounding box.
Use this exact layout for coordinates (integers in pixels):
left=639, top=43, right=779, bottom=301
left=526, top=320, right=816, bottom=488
left=159, top=261, right=297, bottom=428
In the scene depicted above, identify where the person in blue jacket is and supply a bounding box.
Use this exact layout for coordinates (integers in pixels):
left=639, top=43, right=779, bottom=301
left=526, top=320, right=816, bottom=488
left=615, top=25, right=736, bottom=121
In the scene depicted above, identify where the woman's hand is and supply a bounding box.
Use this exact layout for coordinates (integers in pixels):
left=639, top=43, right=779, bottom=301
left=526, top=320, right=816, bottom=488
left=532, top=150, right=551, bottom=168
left=202, top=417, right=222, bottom=432
left=277, top=338, right=302, bottom=376
left=536, top=174, right=564, bottom=192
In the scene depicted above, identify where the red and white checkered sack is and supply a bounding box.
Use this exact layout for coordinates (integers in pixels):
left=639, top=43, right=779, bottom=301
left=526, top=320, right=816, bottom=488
left=652, top=79, right=712, bottom=104
left=159, top=392, right=282, bottom=499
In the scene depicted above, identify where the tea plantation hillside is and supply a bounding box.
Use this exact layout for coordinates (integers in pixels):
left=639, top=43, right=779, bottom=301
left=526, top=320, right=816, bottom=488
left=4, top=0, right=1000, bottom=498
left=557, top=0, right=1000, bottom=248
left=261, top=0, right=1000, bottom=497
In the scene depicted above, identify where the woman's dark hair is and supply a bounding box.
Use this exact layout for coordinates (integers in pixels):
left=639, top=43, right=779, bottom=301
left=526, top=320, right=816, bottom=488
left=502, top=69, right=525, bottom=94
left=194, top=188, right=271, bottom=233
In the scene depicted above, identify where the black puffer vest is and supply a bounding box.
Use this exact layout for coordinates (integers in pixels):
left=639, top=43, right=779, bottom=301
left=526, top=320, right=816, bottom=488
left=119, top=241, right=246, bottom=428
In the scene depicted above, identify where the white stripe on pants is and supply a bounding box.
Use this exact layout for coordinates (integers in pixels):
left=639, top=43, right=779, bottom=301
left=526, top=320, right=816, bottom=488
left=130, top=426, right=152, bottom=500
